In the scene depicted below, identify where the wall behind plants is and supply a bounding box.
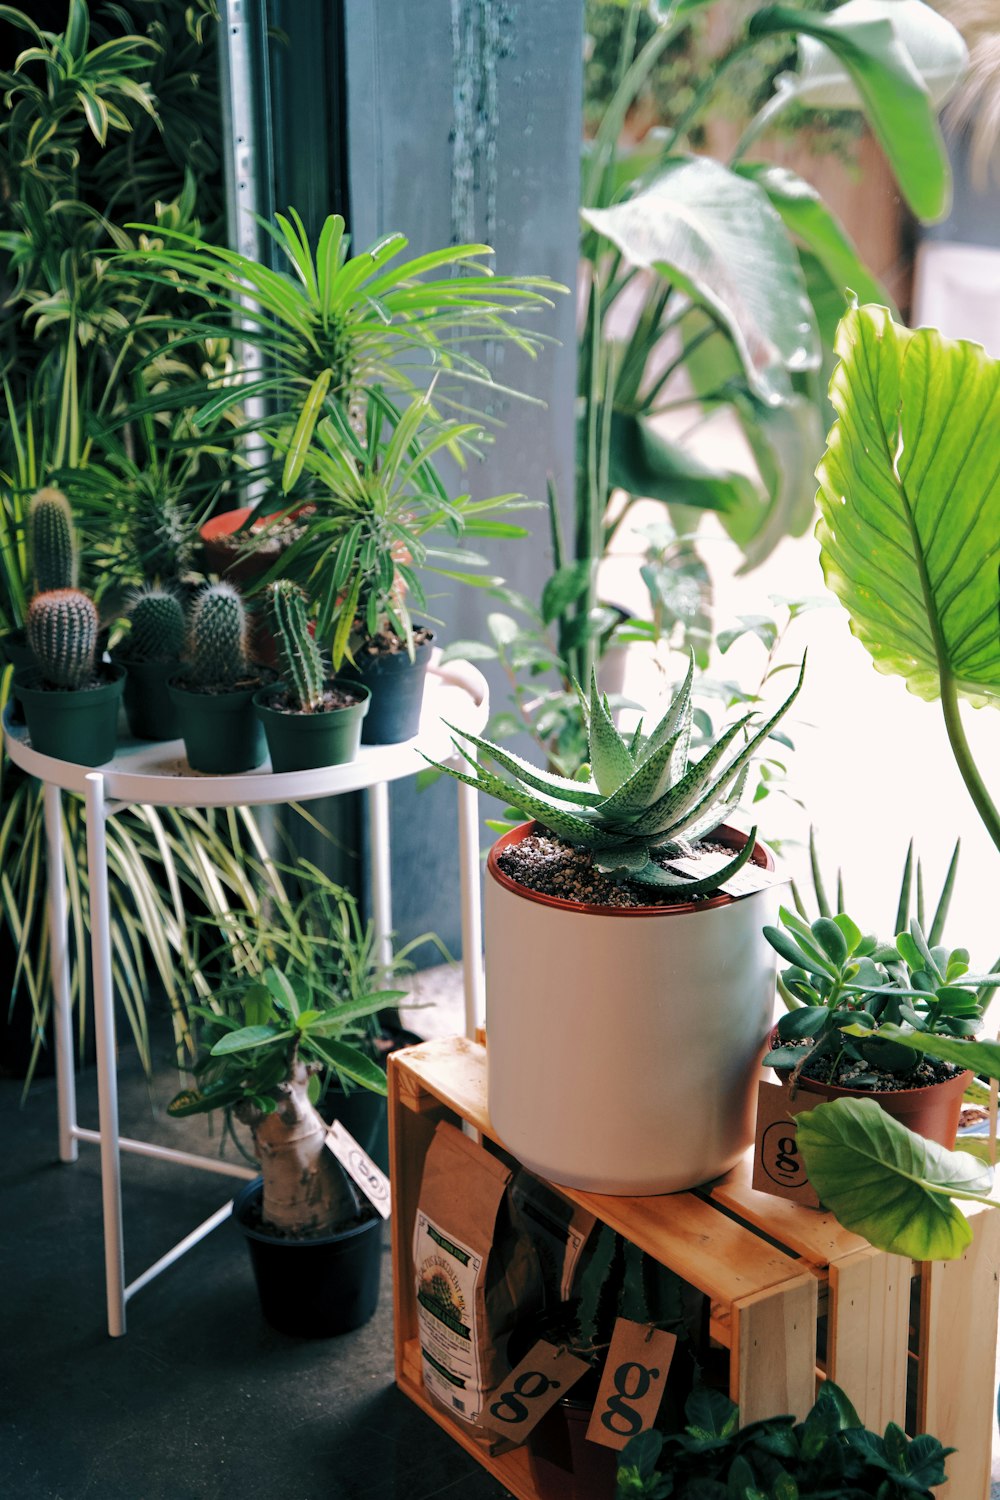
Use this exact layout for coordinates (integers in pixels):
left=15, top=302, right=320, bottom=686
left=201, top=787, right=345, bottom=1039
left=341, top=0, right=584, bottom=957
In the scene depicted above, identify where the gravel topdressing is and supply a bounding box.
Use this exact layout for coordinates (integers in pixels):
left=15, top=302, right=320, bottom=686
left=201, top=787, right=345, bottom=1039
left=495, top=830, right=727, bottom=909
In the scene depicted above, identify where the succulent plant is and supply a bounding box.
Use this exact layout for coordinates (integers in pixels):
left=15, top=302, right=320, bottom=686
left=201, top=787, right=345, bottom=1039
left=268, top=581, right=325, bottom=713
left=187, top=582, right=250, bottom=687
left=765, top=907, right=1000, bottom=1085
left=28, top=487, right=78, bottom=593
left=27, top=589, right=98, bottom=689
left=431, top=658, right=805, bottom=893
left=131, top=482, right=195, bottom=583
left=127, top=588, right=185, bottom=663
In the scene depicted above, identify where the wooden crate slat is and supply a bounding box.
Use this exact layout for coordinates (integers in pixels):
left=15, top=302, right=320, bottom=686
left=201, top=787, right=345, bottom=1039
left=706, top=1154, right=870, bottom=1264
left=918, top=1207, right=1000, bottom=1500
left=731, top=1274, right=819, bottom=1424
left=828, top=1247, right=910, bottom=1431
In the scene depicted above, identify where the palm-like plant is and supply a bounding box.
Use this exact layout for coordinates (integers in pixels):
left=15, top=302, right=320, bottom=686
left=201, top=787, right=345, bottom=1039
left=127, top=209, right=565, bottom=492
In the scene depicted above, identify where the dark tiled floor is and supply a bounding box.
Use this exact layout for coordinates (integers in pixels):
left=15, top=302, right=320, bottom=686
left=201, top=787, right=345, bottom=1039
left=1, top=1034, right=511, bottom=1500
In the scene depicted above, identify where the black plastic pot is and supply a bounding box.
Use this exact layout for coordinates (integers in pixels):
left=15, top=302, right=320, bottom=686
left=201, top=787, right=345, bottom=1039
left=119, top=658, right=182, bottom=741
left=13, top=665, right=125, bottom=766
left=253, top=680, right=370, bottom=772
left=168, top=676, right=266, bottom=774
left=343, top=634, right=434, bottom=744
left=233, top=1178, right=382, bottom=1337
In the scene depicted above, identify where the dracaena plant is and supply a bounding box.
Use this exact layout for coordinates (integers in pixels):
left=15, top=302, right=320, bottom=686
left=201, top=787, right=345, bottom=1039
left=429, top=656, right=804, bottom=894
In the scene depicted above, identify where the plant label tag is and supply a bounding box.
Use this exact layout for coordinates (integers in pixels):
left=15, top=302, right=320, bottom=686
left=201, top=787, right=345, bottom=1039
left=586, top=1319, right=676, bottom=1451
left=325, top=1121, right=391, bottom=1219
left=751, top=1080, right=820, bottom=1208
left=663, top=852, right=784, bottom=898
left=478, top=1340, right=590, bottom=1445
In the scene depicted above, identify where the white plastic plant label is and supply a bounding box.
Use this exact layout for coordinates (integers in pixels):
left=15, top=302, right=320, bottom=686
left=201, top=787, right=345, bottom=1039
left=664, top=850, right=784, bottom=898
left=325, top=1121, right=391, bottom=1219
left=414, top=1209, right=485, bottom=1422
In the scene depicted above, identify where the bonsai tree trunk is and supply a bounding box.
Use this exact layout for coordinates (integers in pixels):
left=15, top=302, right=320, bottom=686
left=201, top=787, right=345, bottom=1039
left=237, top=1061, right=359, bottom=1236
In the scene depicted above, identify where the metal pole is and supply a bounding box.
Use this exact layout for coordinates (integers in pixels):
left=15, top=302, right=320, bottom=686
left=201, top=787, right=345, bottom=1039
left=84, top=772, right=126, bottom=1338
left=44, top=783, right=77, bottom=1163
left=367, top=782, right=393, bottom=978
left=456, top=780, right=484, bottom=1040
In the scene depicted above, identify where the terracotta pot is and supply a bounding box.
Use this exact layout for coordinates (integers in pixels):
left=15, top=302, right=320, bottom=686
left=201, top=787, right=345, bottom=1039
left=771, top=1040, right=971, bottom=1149
left=199, top=505, right=309, bottom=585
left=484, top=821, right=784, bottom=1195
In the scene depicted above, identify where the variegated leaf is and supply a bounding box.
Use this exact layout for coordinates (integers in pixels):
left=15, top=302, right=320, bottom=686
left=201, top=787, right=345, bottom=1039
left=637, top=653, right=694, bottom=767
left=444, top=723, right=604, bottom=807
left=595, top=727, right=685, bottom=819
left=668, top=763, right=751, bottom=847
left=420, top=754, right=632, bottom=850
left=588, top=670, right=635, bottom=795
left=627, top=715, right=751, bottom=836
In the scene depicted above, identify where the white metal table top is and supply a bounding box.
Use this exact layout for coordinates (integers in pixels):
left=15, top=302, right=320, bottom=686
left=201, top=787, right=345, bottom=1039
left=1, top=656, right=489, bottom=808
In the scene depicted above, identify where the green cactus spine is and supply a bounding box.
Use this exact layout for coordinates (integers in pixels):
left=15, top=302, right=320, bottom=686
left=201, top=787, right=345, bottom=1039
left=189, top=582, right=250, bottom=687
left=28, top=488, right=78, bottom=592
left=129, top=589, right=185, bottom=662
left=27, top=589, right=98, bottom=689
left=269, top=581, right=325, bottom=713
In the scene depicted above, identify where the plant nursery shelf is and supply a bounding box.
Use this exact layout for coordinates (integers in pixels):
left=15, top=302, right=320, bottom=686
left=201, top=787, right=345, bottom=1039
left=2, top=658, right=489, bottom=1339
left=389, top=1037, right=1000, bottom=1500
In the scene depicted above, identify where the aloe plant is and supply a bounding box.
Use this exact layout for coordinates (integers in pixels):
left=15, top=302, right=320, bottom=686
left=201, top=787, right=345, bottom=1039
left=430, top=657, right=804, bottom=893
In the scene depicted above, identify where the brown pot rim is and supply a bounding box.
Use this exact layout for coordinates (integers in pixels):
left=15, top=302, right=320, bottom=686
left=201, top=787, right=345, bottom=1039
left=486, top=820, right=774, bottom=918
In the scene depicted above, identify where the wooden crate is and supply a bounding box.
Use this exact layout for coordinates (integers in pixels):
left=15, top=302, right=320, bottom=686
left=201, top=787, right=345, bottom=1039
left=389, top=1037, right=1000, bottom=1500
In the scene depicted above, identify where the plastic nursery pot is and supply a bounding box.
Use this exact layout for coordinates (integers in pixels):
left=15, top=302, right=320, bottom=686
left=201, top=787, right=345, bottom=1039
left=118, top=658, right=182, bottom=741
left=341, top=633, right=434, bottom=745
left=232, top=1177, right=382, bottom=1338
left=528, top=1392, right=617, bottom=1500
left=13, top=665, right=125, bottom=766
left=484, top=821, right=784, bottom=1196
left=252, top=680, right=370, bottom=772
left=167, top=676, right=267, bottom=774
left=770, top=1042, right=972, bottom=1150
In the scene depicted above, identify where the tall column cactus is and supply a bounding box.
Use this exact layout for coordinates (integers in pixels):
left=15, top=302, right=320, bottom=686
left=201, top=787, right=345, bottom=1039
left=269, top=581, right=325, bottom=713
left=27, top=589, right=98, bottom=689
left=188, top=582, right=250, bottom=687
left=128, top=588, right=185, bottom=662
left=28, top=488, right=78, bottom=592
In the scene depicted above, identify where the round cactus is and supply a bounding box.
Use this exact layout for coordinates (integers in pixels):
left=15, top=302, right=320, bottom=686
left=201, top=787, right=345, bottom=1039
left=27, top=589, right=98, bottom=689
left=28, top=488, right=78, bottom=593
left=188, top=582, right=250, bottom=687
left=269, top=581, right=325, bottom=713
left=128, top=588, right=185, bottom=663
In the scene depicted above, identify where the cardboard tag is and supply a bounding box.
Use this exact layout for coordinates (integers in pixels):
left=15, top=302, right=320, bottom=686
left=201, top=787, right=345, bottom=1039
left=325, top=1120, right=392, bottom=1219
left=663, top=850, right=784, bottom=898
left=751, top=1079, right=821, bottom=1208
left=479, top=1340, right=590, bottom=1445
left=586, top=1319, right=676, bottom=1451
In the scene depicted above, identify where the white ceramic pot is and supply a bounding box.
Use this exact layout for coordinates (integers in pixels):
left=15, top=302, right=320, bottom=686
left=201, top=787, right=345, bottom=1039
left=485, top=822, right=784, bottom=1196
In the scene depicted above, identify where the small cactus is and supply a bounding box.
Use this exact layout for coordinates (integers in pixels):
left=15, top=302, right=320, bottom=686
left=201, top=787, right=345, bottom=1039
left=128, top=588, right=185, bottom=663
left=27, top=589, right=98, bottom=689
left=28, top=488, right=78, bottom=593
left=188, top=582, right=250, bottom=687
left=269, top=581, right=325, bottom=713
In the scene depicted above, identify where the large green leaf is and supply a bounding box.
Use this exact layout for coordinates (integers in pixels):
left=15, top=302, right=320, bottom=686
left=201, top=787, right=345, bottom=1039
left=817, top=304, right=1000, bottom=708
left=795, top=1097, right=996, bottom=1259
left=749, top=5, right=951, bottom=222
left=728, top=392, right=825, bottom=570
left=582, top=157, right=820, bottom=404
left=608, top=410, right=755, bottom=514
left=735, top=162, right=889, bottom=312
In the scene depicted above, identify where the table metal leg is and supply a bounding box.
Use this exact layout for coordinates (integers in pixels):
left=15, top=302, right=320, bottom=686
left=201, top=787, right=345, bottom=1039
left=456, top=780, right=484, bottom=1040
left=367, top=781, right=393, bottom=978
left=44, top=783, right=77, bottom=1164
left=84, top=772, right=126, bottom=1337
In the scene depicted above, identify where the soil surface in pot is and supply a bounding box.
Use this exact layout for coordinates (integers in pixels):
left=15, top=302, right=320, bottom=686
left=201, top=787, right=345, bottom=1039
left=173, top=668, right=274, bottom=696
left=238, top=1194, right=376, bottom=1243
left=496, top=830, right=736, bottom=908
left=777, top=1036, right=961, bottom=1092
left=22, top=666, right=120, bottom=694
left=352, top=624, right=433, bottom=657
left=209, top=507, right=315, bottom=561
left=264, top=682, right=366, bottom=714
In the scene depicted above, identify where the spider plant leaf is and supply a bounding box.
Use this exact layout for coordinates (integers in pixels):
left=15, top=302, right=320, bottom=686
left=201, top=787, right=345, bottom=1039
left=588, top=669, right=635, bottom=794
left=795, top=1097, right=992, bottom=1259
left=817, top=305, right=1000, bottom=708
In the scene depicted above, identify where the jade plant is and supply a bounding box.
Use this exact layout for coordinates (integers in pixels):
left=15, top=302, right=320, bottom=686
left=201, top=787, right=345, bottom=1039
left=26, top=589, right=99, bottom=689
left=125, top=588, right=185, bottom=663
left=184, top=581, right=252, bottom=688
left=268, top=580, right=325, bottom=713
left=28, top=488, right=78, bottom=593
left=765, top=906, right=1000, bottom=1088
left=429, top=657, right=804, bottom=893
left=616, top=1380, right=952, bottom=1499
left=169, top=965, right=401, bottom=1236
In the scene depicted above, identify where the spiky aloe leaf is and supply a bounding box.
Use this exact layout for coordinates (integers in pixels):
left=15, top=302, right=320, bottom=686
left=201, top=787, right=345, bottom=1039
left=627, top=714, right=752, bottom=837
left=636, top=653, right=693, bottom=767
left=425, top=751, right=633, bottom=850
left=595, top=829, right=758, bottom=893
left=588, top=670, right=634, bottom=794
left=661, top=763, right=751, bottom=849
left=441, top=722, right=604, bottom=807
left=594, top=726, right=686, bottom=819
